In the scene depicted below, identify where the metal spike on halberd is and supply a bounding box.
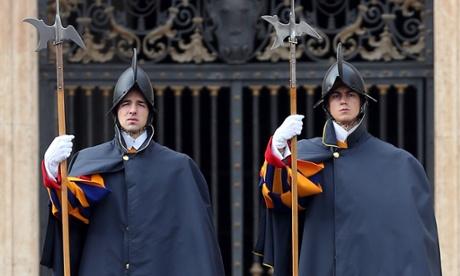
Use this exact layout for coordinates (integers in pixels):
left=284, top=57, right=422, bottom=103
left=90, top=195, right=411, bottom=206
left=261, top=0, right=322, bottom=49
left=260, top=2, right=323, bottom=276
left=23, top=2, right=86, bottom=276
left=23, top=0, right=85, bottom=51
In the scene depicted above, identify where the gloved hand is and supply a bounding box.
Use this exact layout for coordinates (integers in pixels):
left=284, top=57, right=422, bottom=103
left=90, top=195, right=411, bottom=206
left=44, top=135, right=74, bottom=180
left=272, top=114, right=304, bottom=150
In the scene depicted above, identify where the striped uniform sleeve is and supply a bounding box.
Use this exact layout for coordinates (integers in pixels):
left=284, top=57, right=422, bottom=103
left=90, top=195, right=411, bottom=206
left=259, top=137, right=323, bottom=210
left=41, top=160, right=110, bottom=224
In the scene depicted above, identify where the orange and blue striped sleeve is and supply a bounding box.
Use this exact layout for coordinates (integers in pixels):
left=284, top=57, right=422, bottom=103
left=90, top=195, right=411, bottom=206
left=259, top=137, right=323, bottom=210
left=41, top=161, right=110, bottom=224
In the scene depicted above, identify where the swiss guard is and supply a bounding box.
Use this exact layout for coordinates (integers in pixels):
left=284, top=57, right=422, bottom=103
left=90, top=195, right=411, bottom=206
left=40, top=50, right=225, bottom=276
left=254, top=43, right=442, bottom=276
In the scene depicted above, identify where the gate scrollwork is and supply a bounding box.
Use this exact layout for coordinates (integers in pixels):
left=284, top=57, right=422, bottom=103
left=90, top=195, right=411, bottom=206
left=47, top=0, right=427, bottom=64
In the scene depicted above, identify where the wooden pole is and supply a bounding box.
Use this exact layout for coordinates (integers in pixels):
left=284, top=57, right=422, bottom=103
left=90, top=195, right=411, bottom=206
left=55, top=42, right=71, bottom=276
left=23, top=2, right=86, bottom=275
left=261, top=2, right=321, bottom=274
left=289, top=41, right=299, bottom=276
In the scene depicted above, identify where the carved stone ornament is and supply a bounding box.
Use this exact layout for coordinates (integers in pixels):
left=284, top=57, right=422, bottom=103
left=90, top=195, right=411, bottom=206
left=50, top=0, right=426, bottom=64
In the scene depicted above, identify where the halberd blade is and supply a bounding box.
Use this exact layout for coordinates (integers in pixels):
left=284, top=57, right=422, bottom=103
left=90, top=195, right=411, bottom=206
left=296, top=21, right=322, bottom=41
left=23, top=18, right=55, bottom=51
left=61, top=24, right=86, bottom=49
left=261, top=15, right=290, bottom=49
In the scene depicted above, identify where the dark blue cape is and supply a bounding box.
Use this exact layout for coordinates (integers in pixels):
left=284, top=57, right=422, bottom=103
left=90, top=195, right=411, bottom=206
left=255, top=120, right=442, bottom=276
left=41, top=128, right=225, bottom=276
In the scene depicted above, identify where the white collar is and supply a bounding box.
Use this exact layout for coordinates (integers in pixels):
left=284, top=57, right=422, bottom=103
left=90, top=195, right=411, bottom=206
left=121, top=130, right=147, bottom=150
left=332, top=120, right=361, bottom=142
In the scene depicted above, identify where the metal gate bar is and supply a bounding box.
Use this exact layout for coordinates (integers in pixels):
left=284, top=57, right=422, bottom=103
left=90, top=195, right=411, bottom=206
left=173, top=86, right=183, bottom=151
left=83, top=86, right=94, bottom=147
left=209, top=86, right=220, bottom=232
left=192, top=86, right=202, bottom=166
left=231, top=81, right=244, bottom=276
left=249, top=85, right=264, bottom=275
left=396, top=84, right=407, bottom=148
left=156, top=86, right=166, bottom=144
left=415, top=82, right=425, bottom=162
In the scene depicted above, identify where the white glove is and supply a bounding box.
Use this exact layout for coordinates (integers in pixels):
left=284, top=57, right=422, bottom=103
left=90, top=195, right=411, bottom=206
left=272, top=114, right=304, bottom=151
left=44, top=135, right=74, bottom=180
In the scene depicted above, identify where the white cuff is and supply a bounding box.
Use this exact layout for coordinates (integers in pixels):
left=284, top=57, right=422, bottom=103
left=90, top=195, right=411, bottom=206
left=271, top=143, right=292, bottom=160
left=44, top=161, right=57, bottom=181
left=282, top=146, right=292, bottom=159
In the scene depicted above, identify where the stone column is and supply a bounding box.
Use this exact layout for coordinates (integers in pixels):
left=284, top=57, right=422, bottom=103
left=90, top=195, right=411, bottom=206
left=0, top=0, right=39, bottom=275
left=434, top=1, right=460, bottom=275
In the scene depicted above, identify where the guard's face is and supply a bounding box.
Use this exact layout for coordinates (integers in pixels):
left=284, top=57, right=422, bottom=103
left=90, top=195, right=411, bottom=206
left=117, top=89, right=149, bottom=137
left=327, top=86, right=361, bottom=125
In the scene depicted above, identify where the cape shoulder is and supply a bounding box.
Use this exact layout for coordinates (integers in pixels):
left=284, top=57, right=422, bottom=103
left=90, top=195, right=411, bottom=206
left=297, top=135, right=426, bottom=175
left=146, top=142, right=194, bottom=164
left=69, top=140, right=123, bottom=176
left=297, top=137, right=332, bottom=163
left=355, top=136, right=430, bottom=191
left=365, top=136, right=426, bottom=171
left=69, top=140, right=198, bottom=177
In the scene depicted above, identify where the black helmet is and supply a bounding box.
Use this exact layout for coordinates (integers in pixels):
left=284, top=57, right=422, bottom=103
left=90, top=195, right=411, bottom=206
left=109, top=48, right=154, bottom=115
left=314, top=43, right=377, bottom=109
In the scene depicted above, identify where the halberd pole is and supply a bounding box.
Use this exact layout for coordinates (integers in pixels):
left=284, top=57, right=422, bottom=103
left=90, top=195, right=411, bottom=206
left=262, top=1, right=322, bottom=275
left=24, top=1, right=85, bottom=275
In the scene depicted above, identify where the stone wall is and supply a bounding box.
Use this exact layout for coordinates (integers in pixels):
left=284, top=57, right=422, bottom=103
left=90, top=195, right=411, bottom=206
left=0, top=0, right=39, bottom=275
left=434, top=1, right=460, bottom=275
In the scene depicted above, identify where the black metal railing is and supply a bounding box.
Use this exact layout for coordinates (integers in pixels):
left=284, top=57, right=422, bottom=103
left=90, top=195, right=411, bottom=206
left=39, top=67, right=432, bottom=275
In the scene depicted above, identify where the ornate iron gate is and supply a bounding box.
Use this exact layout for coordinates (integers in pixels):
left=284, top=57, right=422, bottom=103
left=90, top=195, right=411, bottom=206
left=38, top=1, right=433, bottom=275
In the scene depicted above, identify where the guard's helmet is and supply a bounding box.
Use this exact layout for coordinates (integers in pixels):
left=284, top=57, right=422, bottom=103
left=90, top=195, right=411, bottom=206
left=109, top=49, right=154, bottom=119
left=314, top=43, right=376, bottom=114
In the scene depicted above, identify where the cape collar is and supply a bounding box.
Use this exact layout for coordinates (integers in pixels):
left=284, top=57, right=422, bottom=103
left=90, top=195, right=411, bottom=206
left=322, top=118, right=368, bottom=149
left=121, top=130, right=147, bottom=150
left=114, top=124, right=154, bottom=154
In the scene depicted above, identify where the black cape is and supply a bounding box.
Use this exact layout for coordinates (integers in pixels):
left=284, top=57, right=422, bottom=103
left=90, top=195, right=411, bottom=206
left=255, top=120, right=442, bottom=276
left=41, top=127, right=225, bottom=276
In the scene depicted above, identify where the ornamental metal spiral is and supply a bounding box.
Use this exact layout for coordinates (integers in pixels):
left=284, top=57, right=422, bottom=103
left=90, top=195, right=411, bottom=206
left=47, top=0, right=426, bottom=64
